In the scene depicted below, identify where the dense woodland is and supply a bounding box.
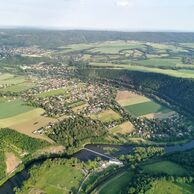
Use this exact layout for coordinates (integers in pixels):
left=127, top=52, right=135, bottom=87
left=48, top=115, right=106, bottom=149
left=1, top=30, right=194, bottom=48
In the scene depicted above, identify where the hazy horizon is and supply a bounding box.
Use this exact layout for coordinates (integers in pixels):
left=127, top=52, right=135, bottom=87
left=0, top=0, right=194, bottom=32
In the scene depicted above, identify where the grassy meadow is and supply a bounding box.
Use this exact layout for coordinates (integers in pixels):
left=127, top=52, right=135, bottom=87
left=97, top=171, right=133, bottom=194
left=146, top=180, right=194, bottom=194
left=142, top=161, right=188, bottom=176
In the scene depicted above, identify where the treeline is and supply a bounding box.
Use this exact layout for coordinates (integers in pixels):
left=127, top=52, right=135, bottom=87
left=1, top=29, right=194, bottom=48
left=119, top=147, right=164, bottom=167
left=127, top=174, right=193, bottom=194
left=48, top=115, right=106, bottom=149
left=0, top=128, right=49, bottom=180
left=0, top=128, right=49, bottom=153
left=167, top=149, right=194, bottom=168
left=78, top=68, right=194, bottom=117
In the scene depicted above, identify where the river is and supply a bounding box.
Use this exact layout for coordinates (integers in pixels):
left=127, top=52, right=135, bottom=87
left=1, top=140, right=194, bottom=194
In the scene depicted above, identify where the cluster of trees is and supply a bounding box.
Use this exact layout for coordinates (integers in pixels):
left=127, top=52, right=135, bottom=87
left=127, top=174, right=194, bottom=194
left=167, top=149, right=194, bottom=168
left=119, top=146, right=164, bottom=166
left=48, top=115, right=106, bottom=149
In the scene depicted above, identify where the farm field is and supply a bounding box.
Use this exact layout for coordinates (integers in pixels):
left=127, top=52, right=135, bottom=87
left=37, top=88, right=68, bottom=97
left=109, top=121, right=134, bottom=134
left=124, top=101, right=170, bottom=117
left=96, top=171, right=133, bottom=194
left=116, top=90, right=150, bottom=106
left=0, top=99, right=35, bottom=119
left=91, top=108, right=121, bottom=122
left=145, top=180, right=194, bottom=194
left=0, top=108, right=56, bottom=142
left=0, top=81, right=35, bottom=92
left=142, top=161, right=188, bottom=176
left=116, top=90, right=171, bottom=117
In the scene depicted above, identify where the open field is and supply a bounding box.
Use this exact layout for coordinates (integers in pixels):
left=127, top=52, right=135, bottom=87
left=0, top=81, right=35, bottom=92
left=0, top=73, right=15, bottom=81
left=142, top=161, right=188, bottom=176
left=0, top=108, right=56, bottom=142
left=96, top=171, right=133, bottom=194
left=0, top=99, right=35, bottom=119
left=109, top=121, right=134, bottom=134
left=116, top=90, right=150, bottom=106
left=146, top=180, right=194, bottom=194
left=91, top=109, right=121, bottom=122
left=124, top=101, right=170, bottom=117
left=21, top=162, right=84, bottom=194
left=137, top=58, right=182, bottom=68
left=89, top=41, right=146, bottom=54
left=37, top=88, right=68, bottom=97
left=0, top=74, right=27, bottom=85
left=116, top=90, right=171, bottom=117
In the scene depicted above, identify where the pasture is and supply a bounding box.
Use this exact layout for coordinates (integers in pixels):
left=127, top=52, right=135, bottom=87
left=91, top=109, right=121, bottom=122
left=142, top=161, right=188, bottom=176
left=97, top=171, right=133, bottom=194
left=146, top=180, right=194, bottom=194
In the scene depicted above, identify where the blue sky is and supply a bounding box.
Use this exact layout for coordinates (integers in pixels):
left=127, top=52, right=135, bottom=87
left=0, top=0, right=194, bottom=31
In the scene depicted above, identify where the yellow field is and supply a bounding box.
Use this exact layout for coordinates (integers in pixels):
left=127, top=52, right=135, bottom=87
left=0, top=108, right=56, bottom=142
left=116, top=90, right=150, bottom=106
left=109, top=121, right=134, bottom=134
left=91, top=108, right=121, bottom=122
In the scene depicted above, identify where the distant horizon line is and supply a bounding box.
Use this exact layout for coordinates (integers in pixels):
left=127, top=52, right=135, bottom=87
left=0, top=25, right=194, bottom=33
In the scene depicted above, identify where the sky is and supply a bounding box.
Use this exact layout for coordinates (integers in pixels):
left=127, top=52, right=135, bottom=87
left=0, top=0, right=194, bottom=31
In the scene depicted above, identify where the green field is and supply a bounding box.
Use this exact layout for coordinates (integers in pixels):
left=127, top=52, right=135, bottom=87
left=142, top=161, right=188, bottom=176
left=97, top=171, right=133, bottom=194
left=146, top=180, right=194, bottom=194
left=18, top=160, right=84, bottom=194
left=0, top=81, right=35, bottom=92
left=0, top=99, right=35, bottom=119
left=37, top=88, right=68, bottom=97
left=124, top=101, right=170, bottom=117
left=89, top=41, right=146, bottom=54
